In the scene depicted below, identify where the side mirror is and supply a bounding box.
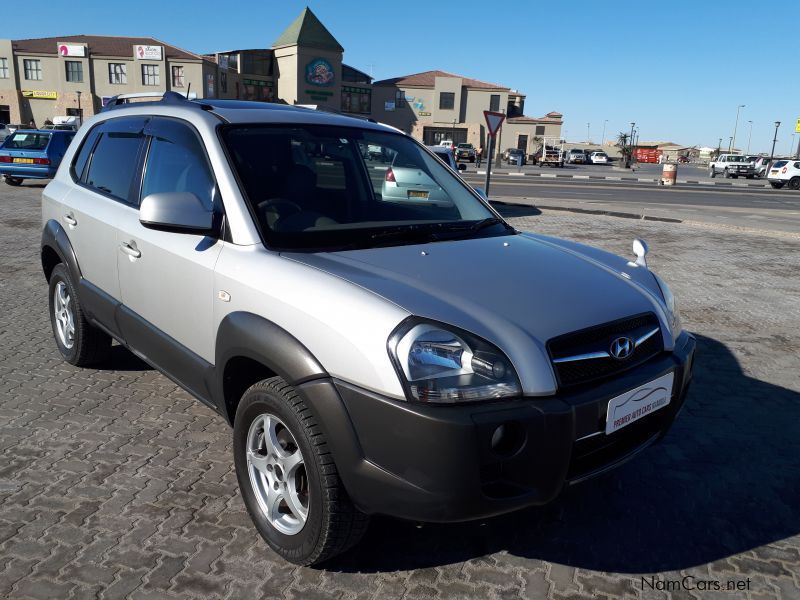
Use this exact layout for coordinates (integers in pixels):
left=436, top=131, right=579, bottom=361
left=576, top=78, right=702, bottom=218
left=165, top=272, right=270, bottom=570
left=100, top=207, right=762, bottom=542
left=632, top=238, right=649, bottom=268
left=457, top=163, right=467, bottom=171
left=140, top=192, right=216, bottom=235
left=473, top=186, right=488, bottom=200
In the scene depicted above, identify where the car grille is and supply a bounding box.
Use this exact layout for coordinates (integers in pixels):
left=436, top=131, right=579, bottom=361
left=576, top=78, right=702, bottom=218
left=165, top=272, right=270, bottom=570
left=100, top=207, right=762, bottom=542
left=547, top=313, right=663, bottom=388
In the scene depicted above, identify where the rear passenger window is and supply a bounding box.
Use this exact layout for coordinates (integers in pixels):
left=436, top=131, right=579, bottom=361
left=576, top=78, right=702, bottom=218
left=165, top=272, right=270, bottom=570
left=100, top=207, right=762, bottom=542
left=86, top=132, right=142, bottom=201
left=141, top=119, right=215, bottom=210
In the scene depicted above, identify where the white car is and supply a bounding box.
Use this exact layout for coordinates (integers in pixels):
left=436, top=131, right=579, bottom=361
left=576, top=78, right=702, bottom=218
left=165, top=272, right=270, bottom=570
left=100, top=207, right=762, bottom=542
left=588, top=151, right=609, bottom=164
left=753, top=157, right=773, bottom=178
left=766, top=159, right=800, bottom=190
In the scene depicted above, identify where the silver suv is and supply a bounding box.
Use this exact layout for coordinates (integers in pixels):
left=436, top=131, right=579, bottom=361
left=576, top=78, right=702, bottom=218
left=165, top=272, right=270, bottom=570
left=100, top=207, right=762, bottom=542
left=41, top=93, right=695, bottom=565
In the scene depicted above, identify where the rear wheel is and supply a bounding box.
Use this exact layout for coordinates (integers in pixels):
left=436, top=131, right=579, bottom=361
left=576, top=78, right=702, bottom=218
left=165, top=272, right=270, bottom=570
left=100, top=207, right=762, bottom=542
left=4, top=176, right=23, bottom=186
left=770, top=181, right=785, bottom=189
left=709, top=168, right=716, bottom=178
left=788, top=177, right=800, bottom=190
left=233, top=377, right=369, bottom=565
left=48, top=264, right=111, bottom=366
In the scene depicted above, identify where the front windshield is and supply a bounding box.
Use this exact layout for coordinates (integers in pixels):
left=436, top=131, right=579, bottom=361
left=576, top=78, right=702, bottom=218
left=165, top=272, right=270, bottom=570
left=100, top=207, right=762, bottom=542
left=457, top=143, right=472, bottom=148
left=222, top=124, right=503, bottom=250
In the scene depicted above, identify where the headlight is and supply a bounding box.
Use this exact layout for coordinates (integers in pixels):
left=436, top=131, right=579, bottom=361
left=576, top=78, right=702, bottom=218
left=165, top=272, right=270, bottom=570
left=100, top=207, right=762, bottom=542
left=652, top=273, right=682, bottom=338
left=388, top=320, right=521, bottom=403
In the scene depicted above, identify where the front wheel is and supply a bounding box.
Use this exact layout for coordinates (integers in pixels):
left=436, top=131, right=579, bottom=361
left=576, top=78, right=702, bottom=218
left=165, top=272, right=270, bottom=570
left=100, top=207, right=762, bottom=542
left=233, top=377, right=369, bottom=566
left=723, top=168, right=731, bottom=178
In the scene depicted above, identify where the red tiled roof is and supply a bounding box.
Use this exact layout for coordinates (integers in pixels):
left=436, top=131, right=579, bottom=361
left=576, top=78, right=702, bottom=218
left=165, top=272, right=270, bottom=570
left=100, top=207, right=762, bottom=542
left=373, top=70, right=509, bottom=90
left=12, top=35, right=202, bottom=61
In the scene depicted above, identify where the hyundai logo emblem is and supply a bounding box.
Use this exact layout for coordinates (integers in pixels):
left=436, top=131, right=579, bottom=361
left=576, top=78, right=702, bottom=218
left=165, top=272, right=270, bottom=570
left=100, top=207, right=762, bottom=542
left=610, top=336, right=634, bottom=360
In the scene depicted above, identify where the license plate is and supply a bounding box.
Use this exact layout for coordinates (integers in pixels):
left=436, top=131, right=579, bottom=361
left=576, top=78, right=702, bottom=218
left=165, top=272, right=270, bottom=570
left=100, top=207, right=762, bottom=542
left=13, top=158, right=34, bottom=164
left=605, top=372, right=674, bottom=434
left=408, top=190, right=429, bottom=198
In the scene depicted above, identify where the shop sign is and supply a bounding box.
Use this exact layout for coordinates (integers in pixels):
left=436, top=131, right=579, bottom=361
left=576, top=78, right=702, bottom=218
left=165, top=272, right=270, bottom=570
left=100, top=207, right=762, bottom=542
left=134, top=45, right=163, bottom=60
left=22, top=90, right=58, bottom=100
left=305, top=58, right=335, bottom=87
left=418, top=112, right=431, bottom=117
left=57, top=43, right=86, bottom=57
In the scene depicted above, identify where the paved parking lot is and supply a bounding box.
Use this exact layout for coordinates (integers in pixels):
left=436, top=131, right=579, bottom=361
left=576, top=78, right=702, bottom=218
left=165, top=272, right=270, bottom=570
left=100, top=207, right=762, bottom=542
left=1, top=183, right=799, bottom=599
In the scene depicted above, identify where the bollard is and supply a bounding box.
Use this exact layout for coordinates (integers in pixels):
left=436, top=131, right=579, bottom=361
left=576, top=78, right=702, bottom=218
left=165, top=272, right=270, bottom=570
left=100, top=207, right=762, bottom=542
left=661, top=163, right=677, bottom=186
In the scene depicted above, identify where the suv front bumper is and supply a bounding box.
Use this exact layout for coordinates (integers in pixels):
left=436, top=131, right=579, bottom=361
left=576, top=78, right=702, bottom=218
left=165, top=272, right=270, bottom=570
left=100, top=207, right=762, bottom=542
left=297, top=332, right=695, bottom=523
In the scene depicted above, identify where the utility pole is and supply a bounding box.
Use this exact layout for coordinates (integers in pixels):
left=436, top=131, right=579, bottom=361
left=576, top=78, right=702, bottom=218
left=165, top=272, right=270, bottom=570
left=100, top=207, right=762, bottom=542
left=76, top=90, right=82, bottom=122
left=586, top=122, right=590, bottom=144
left=601, top=119, right=608, bottom=145
left=494, top=109, right=505, bottom=168
left=729, top=136, right=733, bottom=153
left=627, top=122, right=635, bottom=168
left=731, top=104, right=745, bottom=153
left=746, top=120, right=753, bottom=154
left=769, top=121, right=780, bottom=168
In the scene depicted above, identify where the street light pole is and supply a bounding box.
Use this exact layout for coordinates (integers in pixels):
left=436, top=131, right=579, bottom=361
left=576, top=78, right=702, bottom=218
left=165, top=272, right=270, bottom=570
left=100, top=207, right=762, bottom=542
left=586, top=122, right=590, bottom=144
left=769, top=121, right=780, bottom=169
left=746, top=120, right=753, bottom=154
left=627, top=122, right=635, bottom=168
left=76, top=90, right=82, bottom=123
left=601, top=119, right=608, bottom=145
left=731, top=104, right=745, bottom=152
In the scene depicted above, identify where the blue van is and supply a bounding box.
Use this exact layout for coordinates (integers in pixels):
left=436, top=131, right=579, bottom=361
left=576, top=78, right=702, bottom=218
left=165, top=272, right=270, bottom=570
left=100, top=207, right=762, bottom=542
left=0, top=129, right=76, bottom=186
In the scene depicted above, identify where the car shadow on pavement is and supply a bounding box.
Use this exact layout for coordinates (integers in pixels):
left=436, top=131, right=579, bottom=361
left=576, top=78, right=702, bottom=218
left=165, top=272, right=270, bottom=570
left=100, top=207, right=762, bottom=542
left=491, top=202, right=541, bottom=219
left=330, top=333, right=800, bottom=574
left=107, top=343, right=153, bottom=372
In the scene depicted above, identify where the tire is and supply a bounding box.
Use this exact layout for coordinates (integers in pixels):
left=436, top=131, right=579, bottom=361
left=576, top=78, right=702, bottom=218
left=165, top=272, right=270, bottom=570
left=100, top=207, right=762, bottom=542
left=789, top=177, right=800, bottom=191
left=771, top=181, right=785, bottom=189
left=233, top=377, right=369, bottom=566
left=4, top=176, right=23, bottom=186
left=709, top=168, right=716, bottom=178
left=48, top=264, right=111, bottom=366
left=723, top=168, right=730, bottom=178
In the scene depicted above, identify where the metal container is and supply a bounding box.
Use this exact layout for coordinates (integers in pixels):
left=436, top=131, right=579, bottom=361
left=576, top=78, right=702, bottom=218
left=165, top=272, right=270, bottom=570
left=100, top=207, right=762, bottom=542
left=661, top=163, right=677, bottom=186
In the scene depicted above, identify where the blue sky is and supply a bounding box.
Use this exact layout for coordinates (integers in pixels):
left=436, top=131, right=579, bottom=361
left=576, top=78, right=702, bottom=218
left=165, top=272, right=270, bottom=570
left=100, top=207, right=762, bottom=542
left=7, top=1, right=799, bottom=153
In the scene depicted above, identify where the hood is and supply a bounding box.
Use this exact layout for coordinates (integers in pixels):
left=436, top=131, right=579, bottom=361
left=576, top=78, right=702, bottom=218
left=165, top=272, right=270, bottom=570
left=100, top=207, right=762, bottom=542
left=283, top=232, right=668, bottom=394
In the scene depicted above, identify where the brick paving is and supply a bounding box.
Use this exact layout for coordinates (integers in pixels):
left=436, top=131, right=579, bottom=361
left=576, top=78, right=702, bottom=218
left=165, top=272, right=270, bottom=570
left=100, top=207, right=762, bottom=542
left=1, top=184, right=799, bottom=599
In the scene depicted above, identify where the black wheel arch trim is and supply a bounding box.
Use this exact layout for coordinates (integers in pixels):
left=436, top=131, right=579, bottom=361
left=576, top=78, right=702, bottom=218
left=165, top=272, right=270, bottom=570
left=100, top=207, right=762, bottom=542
left=214, top=312, right=329, bottom=411
left=41, top=219, right=81, bottom=282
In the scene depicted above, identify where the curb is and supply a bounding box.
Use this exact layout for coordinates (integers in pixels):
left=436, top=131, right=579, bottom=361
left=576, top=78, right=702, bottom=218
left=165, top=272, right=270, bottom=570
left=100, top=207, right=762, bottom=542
left=469, top=171, right=768, bottom=188
left=490, top=200, right=683, bottom=223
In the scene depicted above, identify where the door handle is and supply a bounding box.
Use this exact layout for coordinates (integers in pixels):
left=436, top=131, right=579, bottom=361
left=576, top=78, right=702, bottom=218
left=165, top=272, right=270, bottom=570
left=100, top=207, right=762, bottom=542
left=120, top=241, right=141, bottom=259
left=64, top=214, right=77, bottom=227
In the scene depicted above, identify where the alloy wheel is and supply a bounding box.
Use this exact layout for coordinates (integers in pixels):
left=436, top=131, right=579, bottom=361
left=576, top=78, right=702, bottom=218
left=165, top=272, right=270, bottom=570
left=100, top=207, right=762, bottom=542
left=246, top=413, right=309, bottom=535
left=53, top=281, right=75, bottom=349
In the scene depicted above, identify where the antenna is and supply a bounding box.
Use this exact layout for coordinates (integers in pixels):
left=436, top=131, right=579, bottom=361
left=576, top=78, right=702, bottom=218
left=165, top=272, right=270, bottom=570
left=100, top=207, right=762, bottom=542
left=187, top=82, right=192, bottom=97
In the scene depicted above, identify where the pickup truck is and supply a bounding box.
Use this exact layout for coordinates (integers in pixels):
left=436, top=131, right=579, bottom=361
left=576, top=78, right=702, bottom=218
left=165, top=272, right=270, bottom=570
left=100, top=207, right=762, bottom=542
left=708, top=154, right=757, bottom=179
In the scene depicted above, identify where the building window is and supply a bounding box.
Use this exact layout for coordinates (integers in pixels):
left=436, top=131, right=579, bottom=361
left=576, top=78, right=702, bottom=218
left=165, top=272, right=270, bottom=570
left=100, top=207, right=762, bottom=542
left=23, top=59, right=42, bottom=80
left=342, top=86, right=371, bottom=115
left=439, top=92, right=455, bottom=110
left=489, top=94, right=500, bottom=112
left=171, top=66, right=185, bottom=88
left=0, top=58, right=8, bottom=79
left=220, top=71, right=227, bottom=93
left=395, top=90, right=406, bottom=108
left=65, top=61, right=83, bottom=83
left=242, top=78, right=274, bottom=102
left=109, top=63, right=127, bottom=84
left=535, top=125, right=545, bottom=135
left=141, top=64, right=160, bottom=86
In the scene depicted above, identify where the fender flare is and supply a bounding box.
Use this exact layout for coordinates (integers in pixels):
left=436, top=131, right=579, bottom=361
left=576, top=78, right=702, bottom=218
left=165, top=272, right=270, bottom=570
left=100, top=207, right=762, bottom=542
left=41, top=219, right=81, bottom=283
left=214, top=310, right=328, bottom=393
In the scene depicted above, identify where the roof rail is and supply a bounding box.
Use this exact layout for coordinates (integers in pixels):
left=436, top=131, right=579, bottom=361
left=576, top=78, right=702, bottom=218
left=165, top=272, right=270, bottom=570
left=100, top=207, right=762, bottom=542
left=101, top=90, right=206, bottom=112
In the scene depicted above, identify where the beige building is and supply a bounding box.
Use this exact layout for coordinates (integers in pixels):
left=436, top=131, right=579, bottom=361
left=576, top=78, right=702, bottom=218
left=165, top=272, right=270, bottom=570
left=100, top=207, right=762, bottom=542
left=0, top=7, right=562, bottom=156
left=0, top=35, right=218, bottom=126
left=371, top=70, right=562, bottom=155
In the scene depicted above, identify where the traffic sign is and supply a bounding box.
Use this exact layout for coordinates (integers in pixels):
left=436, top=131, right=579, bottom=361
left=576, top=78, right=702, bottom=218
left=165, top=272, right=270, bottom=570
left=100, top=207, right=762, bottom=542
left=484, top=110, right=506, bottom=137
left=795, top=117, right=800, bottom=134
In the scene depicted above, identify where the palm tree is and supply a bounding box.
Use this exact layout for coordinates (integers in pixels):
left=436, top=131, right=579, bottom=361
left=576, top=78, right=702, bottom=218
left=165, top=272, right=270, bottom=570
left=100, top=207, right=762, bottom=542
left=617, top=132, right=631, bottom=168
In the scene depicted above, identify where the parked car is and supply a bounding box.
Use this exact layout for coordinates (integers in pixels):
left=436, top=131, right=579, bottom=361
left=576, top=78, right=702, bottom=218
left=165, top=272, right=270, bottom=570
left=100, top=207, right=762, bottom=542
left=753, top=157, right=773, bottom=178
left=427, top=145, right=466, bottom=173
left=455, top=143, right=476, bottom=162
left=766, top=159, right=800, bottom=189
left=41, top=92, right=694, bottom=566
left=708, top=154, right=756, bottom=179
left=565, top=149, right=587, bottom=164
left=588, top=151, right=609, bottom=164
left=0, top=129, right=75, bottom=186
left=505, top=148, right=526, bottom=165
